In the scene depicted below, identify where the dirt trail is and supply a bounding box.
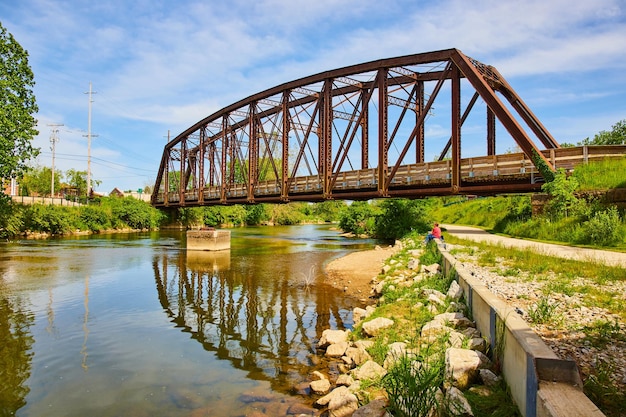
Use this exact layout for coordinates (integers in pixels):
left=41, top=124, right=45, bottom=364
left=441, top=224, right=626, bottom=269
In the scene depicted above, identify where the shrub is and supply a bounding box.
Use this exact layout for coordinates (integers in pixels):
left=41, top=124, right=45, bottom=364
left=339, top=201, right=378, bottom=235
left=79, top=205, right=111, bottom=232
left=374, top=199, right=430, bottom=240
left=0, top=195, right=23, bottom=238
left=575, top=207, right=624, bottom=246
left=24, top=204, right=74, bottom=234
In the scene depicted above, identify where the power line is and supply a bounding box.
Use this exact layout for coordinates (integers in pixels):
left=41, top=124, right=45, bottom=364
left=38, top=151, right=156, bottom=173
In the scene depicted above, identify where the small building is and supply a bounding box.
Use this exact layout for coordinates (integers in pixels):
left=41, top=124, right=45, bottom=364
left=109, top=187, right=151, bottom=202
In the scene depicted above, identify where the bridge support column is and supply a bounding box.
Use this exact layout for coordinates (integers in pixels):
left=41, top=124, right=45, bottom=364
left=186, top=229, right=231, bottom=251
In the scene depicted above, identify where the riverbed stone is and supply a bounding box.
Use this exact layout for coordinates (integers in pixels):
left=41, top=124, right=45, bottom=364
left=319, top=329, right=349, bottom=348
left=326, top=341, right=350, bottom=357
left=362, top=317, right=394, bottom=337
left=336, top=374, right=355, bottom=387
left=316, top=385, right=349, bottom=407
left=310, top=378, right=331, bottom=395
left=345, top=346, right=372, bottom=366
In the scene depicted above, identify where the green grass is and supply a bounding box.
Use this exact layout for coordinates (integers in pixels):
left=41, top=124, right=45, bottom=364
left=583, top=357, right=626, bottom=417
left=464, top=380, right=522, bottom=417
left=573, top=157, right=626, bottom=190
left=527, top=296, right=561, bottom=325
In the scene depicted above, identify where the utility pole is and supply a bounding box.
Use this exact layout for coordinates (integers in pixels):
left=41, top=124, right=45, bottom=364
left=48, top=123, right=64, bottom=197
left=84, top=83, right=97, bottom=197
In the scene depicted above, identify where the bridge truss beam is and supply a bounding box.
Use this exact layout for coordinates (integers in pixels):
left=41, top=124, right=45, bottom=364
left=152, top=48, right=561, bottom=207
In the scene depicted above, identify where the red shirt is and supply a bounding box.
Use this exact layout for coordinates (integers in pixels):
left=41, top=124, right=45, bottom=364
left=432, top=226, right=441, bottom=239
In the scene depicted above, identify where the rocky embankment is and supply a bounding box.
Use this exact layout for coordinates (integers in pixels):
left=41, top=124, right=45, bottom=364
left=306, top=241, right=506, bottom=417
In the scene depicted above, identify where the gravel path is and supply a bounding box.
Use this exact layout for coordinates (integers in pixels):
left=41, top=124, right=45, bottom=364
left=441, top=224, right=626, bottom=268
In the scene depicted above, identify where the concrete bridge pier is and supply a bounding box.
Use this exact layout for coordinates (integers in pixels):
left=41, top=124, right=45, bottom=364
left=186, top=229, right=231, bottom=251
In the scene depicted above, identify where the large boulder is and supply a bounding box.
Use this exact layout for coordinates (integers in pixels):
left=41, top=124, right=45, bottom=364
left=445, top=348, right=491, bottom=390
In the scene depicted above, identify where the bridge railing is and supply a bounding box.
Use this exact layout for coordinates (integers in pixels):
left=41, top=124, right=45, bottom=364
left=156, top=145, right=626, bottom=205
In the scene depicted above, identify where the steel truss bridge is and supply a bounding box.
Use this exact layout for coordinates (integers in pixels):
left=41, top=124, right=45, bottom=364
left=152, top=48, right=624, bottom=208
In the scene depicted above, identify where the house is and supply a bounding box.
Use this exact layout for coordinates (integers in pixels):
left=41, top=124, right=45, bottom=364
left=109, top=187, right=152, bottom=202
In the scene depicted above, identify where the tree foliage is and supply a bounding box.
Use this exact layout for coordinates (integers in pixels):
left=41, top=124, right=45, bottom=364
left=338, top=201, right=379, bottom=236
left=374, top=199, right=431, bottom=240
left=19, top=165, right=60, bottom=196
left=541, top=169, right=580, bottom=218
left=582, top=119, right=626, bottom=145
left=0, top=22, right=39, bottom=181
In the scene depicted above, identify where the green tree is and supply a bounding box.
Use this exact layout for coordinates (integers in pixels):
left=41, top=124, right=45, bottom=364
left=245, top=203, right=270, bottom=225
left=0, top=23, right=39, bottom=183
left=65, top=169, right=88, bottom=197
left=19, top=165, right=61, bottom=196
left=582, top=119, right=626, bottom=145
left=338, top=200, right=378, bottom=235
left=313, top=200, right=346, bottom=222
left=374, top=198, right=430, bottom=240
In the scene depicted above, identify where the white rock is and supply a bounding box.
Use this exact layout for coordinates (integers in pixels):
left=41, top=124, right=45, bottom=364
left=345, top=346, right=372, bottom=366
left=319, top=329, right=349, bottom=348
left=445, top=348, right=491, bottom=390
left=326, top=341, right=350, bottom=357
left=447, top=280, right=464, bottom=300
left=335, top=374, right=355, bottom=387
left=310, top=378, right=331, bottom=394
left=352, top=360, right=387, bottom=381
left=362, top=317, right=394, bottom=337
left=316, top=386, right=349, bottom=407
left=445, top=386, right=474, bottom=416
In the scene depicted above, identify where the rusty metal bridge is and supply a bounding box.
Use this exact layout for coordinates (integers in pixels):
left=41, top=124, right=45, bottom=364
left=151, top=48, right=623, bottom=208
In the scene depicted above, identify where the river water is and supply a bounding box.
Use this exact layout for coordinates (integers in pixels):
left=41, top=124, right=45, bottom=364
left=0, top=225, right=380, bottom=416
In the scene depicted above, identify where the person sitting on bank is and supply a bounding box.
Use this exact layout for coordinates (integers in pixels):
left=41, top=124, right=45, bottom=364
left=424, top=223, right=442, bottom=244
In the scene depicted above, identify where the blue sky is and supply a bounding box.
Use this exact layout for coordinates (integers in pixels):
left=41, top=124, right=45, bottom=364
left=2, top=0, right=625, bottom=194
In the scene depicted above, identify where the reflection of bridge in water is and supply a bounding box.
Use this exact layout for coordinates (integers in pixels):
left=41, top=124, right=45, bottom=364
left=152, top=248, right=357, bottom=393
left=152, top=48, right=626, bottom=208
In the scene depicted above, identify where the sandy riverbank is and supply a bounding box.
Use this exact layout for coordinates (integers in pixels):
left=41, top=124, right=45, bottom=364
left=324, top=245, right=399, bottom=302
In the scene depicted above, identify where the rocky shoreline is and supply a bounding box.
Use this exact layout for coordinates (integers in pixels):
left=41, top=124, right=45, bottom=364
left=302, top=240, right=509, bottom=417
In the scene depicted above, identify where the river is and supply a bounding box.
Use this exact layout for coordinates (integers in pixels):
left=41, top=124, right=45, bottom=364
left=0, top=224, right=380, bottom=416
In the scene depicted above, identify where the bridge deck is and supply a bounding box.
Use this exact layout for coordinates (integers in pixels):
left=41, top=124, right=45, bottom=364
left=153, top=145, right=626, bottom=207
